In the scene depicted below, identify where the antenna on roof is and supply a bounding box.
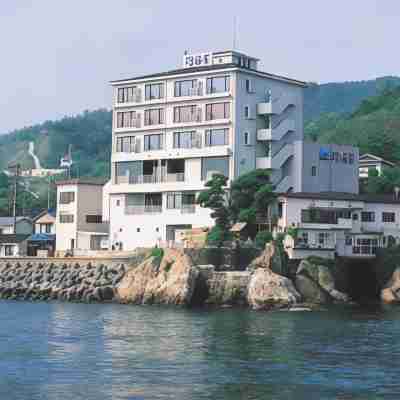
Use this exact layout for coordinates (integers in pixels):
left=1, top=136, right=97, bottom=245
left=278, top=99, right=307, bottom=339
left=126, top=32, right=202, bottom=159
left=233, top=16, right=238, bottom=50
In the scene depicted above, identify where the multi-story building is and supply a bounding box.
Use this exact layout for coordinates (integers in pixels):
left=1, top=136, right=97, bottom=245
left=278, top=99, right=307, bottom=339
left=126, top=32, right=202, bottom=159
left=277, top=192, right=400, bottom=259
left=55, top=178, right=109, bottom=255
left=107, top=50, right=359, bottom=250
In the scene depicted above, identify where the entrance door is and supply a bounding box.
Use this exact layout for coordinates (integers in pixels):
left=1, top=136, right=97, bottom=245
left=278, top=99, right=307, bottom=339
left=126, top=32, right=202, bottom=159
left=166, top=225, right=192, bottom=242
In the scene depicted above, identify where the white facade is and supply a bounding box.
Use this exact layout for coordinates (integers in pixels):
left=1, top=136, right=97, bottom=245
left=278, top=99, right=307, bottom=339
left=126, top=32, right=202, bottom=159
left=108, top=50, right=307, bottom=250
left=55, top=180, right=109, bottom=254
left=277, top=193, right=400, bottom=259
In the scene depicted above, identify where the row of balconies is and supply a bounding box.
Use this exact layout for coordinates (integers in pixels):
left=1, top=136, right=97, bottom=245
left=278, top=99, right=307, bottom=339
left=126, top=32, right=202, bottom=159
left=125, top=204, right=196, bottom=215
left=118, top=172, right=185, bottom=185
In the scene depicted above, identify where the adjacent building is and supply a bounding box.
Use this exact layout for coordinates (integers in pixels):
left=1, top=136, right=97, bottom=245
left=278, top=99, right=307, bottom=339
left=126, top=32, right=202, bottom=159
left=0, top=217, right=32, bottom=257
left=277, top=192, right=400, bottom=259
left=359, top=153, right=396, bottom=179
left=107, top=50, right=359, bottom=250
left=55, top=178, right=109, bottom=255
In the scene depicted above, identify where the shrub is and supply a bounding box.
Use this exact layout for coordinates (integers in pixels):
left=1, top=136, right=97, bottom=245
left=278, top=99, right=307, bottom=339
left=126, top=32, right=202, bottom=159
left=150, top=247, right=164, bottom=265
left=255, top=231, right=273, bottom=248
left=207, top=226, right=232, bottom=247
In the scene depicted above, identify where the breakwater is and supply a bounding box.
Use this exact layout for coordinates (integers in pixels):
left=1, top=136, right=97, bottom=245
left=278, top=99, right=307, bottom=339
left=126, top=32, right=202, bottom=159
left=0, top=257, right=135, bottom=302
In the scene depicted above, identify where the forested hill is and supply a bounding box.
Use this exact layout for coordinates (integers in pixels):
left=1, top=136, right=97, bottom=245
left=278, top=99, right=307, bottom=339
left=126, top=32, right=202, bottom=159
left=304, top=76, right=400, bottom=122
left=305, top=86, right=400, bottom=163
left=0, top=109, right=112, bottom=178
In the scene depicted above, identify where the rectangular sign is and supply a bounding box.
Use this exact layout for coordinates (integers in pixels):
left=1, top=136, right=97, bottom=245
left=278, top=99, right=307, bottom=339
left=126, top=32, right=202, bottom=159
left=182, top=52, right=213, bottom=68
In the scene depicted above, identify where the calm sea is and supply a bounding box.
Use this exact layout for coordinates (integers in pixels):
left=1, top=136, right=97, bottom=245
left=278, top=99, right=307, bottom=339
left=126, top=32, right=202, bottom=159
left=0, top=301, right=399, bottom=400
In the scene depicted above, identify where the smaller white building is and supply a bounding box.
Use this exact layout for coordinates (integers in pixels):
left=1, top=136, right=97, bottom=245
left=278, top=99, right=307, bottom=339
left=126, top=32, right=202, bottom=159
left=55, top=178, right=109, bottom=256
left=276, top=192, right=400, bottom=260
left=359, top=153, right=396, bottom=178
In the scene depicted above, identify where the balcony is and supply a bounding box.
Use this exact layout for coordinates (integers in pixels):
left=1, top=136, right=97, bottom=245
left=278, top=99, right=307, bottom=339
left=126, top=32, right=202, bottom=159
left=128, top=173, right=185, bottom=185
left=257, top=102, right=272, bottom=115
left=299, top=218, right=353, bottom=230
left=125, top=205, right=162, bottom=215
left=181, top=204, right=196, bottom=214
left=257, top=94, right=295, bottom=116
left=256, top=157, right=272, bottom=169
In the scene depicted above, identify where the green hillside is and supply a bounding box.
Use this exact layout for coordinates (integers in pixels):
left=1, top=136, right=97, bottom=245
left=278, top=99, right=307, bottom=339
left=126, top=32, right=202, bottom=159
left=304, top=76, right=400, bottom=122
left=305, top=86, right=400, bottom=162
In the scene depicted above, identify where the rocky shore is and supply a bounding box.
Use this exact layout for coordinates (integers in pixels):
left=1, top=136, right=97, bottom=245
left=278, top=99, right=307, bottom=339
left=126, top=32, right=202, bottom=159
left=0, top=243, right=356, bottom=310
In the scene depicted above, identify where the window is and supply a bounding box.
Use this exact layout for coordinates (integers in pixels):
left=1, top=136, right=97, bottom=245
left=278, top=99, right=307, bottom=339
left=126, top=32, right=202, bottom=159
left=244, top=132, right=251, bottom=145
left=59, top=214, right=74, bottom=223
left=59, top=192, right=75, bottom=204
left=174, top=80, right=199, bottom=97
left=145, top=83, right=164, bottom=100
left=361, top=212, right=375, bottom=222
left=144, top=134, right=163, bottom=151
left=382, top=212, right=395, bottom=223
left=116, top=111, right=141, bottom=128
left=174, top=105, right=199, bottom=123
left=201, top=157, right=229, bottom=180
left=4, top=245, right=13, bottom=256
left=301, top=209, right=351, bottom=224
left=117, top=86, right=141, bottom=103
left=45, top=224, right=51, bottom=234
left=86, top=215, right=102, bottom=224
left=278, top=202, right=283, bottom=218
left=173, top=131, right=201, bottom=149
left=205, top=102, right=230, bottom=120
left=144, top=108, right=164, bottom=126
left=206, top=76, right=230, bottom=94
left=318, top=232, right=330, bottom=246
left=167, top=192, right=182, bottom=209
left=298, top=232, right=308, bottom=246
left=311, top=166, right=317, bottom=176
left=345, top=236, right=353, bottom=246
left=116, top=200, right=120, bottom=206
left=115, top=161, right=143, bottom=184
left=352, top=213, right=359, bottom=221
left=245, top=79, right=253, bottom=93
left=205, top=129, right=229, bottom=146
left=244, top=106, right=250, bottom=119
left=349, top=153, right=355, bottom=164
left=137, top=228, right=140, bottom=233
left=116, top=136, right=141, bottom=153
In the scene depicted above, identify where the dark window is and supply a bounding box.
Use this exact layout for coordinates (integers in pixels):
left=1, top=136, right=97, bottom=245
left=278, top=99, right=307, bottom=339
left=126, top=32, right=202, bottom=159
left=205, top=102, right=230, bottom=120
left=245, top=79, right=252, bottom=92
left=174, top=80, right=198, bottom=97
left=5, top=245, right=13, bottom=256
left=45, top=224, right=51, bottom=234
left=278, top=202, right=283, bottom=218
left=173, top=131, right=201, bottom=149
left=173, top=105, right=199, bottom=123
left=311, top=166, right=317, bottom=176
left=382, top=212, right=395, bottom=223
left=202, top=157, right=229, bottom=181
left=137, top=228, right=140, bottom=232
left=116, top=111, right=139, bottom=128
left=205, top=129, right=229, bottom=147
left=345, top=236, right=353, bottom=246
left=59, top=192, right=75, bottom=204
left=352, top=213, right=359, bottom=221
left=86, top=215, right=102, bottom=224
left=361, top=212, right=375, bottom=222
left=144, top=108, right=164, bottom=125
left=301, top=209, right=351, bottom=224
left=59, top=214, right=74, bottom=223
left=145, top=83, right=164, bottom=100
left=206, top=76, right=230, bottom=94
left=117, top=86, right=141, bottom=103
left=244, top=106, right=250, bottom=118
left=244, top=131, right=250, bottom=145
left=144, top=134, right=163, bottom=151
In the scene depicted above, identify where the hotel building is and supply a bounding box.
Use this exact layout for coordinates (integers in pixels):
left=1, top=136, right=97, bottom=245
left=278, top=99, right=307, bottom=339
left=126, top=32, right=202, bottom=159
left=107, top=50, right=358, bottom=250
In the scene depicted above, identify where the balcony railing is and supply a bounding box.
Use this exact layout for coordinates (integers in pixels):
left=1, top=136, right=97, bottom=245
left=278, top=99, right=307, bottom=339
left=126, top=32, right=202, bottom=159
left=125, top=205, right=162, bottom=215
left=120, top=173, right=185, bottom=185
left=181, top=204, right=196, bottom=214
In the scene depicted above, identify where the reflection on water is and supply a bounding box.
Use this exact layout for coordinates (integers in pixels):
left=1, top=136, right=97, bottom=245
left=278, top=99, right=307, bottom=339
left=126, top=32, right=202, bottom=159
left=0, top=302, right=399, bottom=399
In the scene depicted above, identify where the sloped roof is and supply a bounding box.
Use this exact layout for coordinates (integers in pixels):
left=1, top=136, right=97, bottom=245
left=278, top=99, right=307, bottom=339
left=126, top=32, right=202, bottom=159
left=0, top=234, right=30, bottom=244
left=359, top=153, right=396, bottom=167
left=0, top=217, right=31, bottom=227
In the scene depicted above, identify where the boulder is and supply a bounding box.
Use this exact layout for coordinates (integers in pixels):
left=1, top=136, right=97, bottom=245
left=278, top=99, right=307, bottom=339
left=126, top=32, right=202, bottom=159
left=247, top=268, right=301, bottom=310
left=116, top=248, right=198, bottom=305
left=249, top=242, right=284, bottom=273
left=296, top=259, right=349, bottom=303
left=295, top=275, right=331, bottom=304
left=381, top=267, right=400, bottom=303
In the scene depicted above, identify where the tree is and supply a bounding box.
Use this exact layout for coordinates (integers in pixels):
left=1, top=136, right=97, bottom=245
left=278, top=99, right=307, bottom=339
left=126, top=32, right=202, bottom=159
left=197, top=174, right=230, bottom=246
left=230, top=169, right=275, bottom=237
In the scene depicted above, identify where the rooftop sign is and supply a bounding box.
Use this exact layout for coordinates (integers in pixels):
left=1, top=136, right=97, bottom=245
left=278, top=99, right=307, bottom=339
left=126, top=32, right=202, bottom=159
left=182, top=52, right=213, bottom=68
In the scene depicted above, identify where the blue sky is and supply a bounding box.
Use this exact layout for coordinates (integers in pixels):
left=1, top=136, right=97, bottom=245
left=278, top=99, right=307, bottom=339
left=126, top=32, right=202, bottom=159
left=0, top=0, right=399, bottom=133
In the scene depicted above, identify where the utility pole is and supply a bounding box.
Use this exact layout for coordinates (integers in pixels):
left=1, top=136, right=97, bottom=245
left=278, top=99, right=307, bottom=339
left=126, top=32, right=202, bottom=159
left=11, top=163, right=21, bottom=234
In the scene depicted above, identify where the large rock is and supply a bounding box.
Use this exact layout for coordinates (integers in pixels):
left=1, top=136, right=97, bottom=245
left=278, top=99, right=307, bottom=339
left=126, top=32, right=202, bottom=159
left=249, top=242, right=285, bottom=274
left=247, top=268, right=301, bottom=310
left=116, top=248, right=198, bottom=305
left=381, top=267, right=400, bottom=303
left=295, top=275, right=331, bottom=304
left=296, top=259, right=349, bottom=303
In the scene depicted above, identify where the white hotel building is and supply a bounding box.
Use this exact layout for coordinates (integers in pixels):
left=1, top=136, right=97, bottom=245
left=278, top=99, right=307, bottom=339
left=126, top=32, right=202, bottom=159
left=106, top=50, right=311, bottom=250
